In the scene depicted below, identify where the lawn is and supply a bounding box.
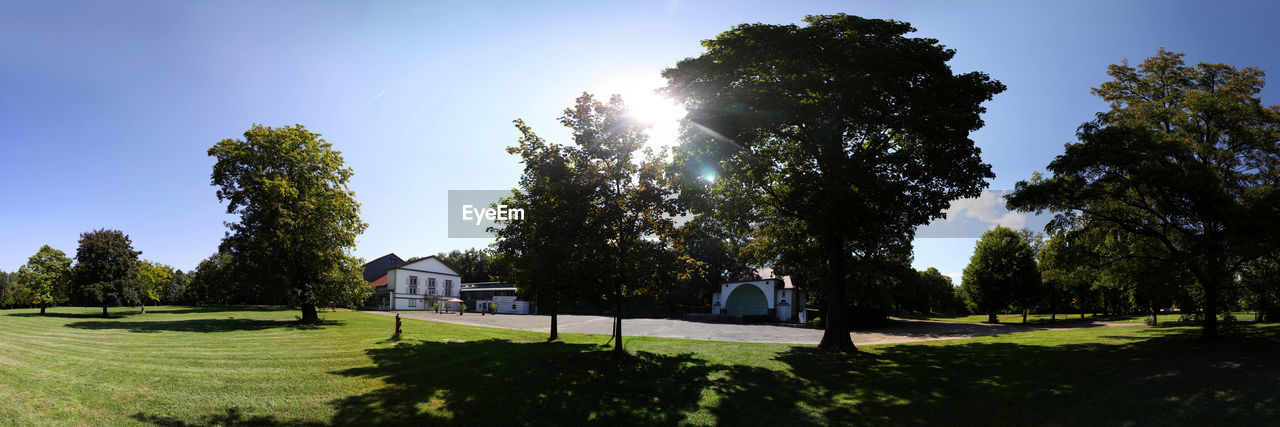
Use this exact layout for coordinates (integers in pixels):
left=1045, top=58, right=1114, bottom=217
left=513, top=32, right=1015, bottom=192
left=2, top=306, right=1277, bottom=425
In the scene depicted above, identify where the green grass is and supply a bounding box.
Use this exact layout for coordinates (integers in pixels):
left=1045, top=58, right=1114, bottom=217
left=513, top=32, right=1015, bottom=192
left=909, top=311, right=1260, bottom=324
left=2, top=306, right=1277, bottom=425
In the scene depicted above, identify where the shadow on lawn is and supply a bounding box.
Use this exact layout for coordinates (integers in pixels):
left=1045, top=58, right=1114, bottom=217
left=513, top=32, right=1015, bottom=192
left=328, top=339, right=716, bottom=425
left=758, top=326, right=1280, bottom=425
left=132, top=406, right=318, bottom=426
left=128, top=325, right=1280, bottom=426
left=143, top=306, right=292, bottom=315
left=64, top=318, right=343, bottom=333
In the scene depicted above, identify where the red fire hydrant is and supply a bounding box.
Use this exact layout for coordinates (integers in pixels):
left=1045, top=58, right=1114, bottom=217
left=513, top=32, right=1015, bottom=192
left=395, top=313, right=403, bottom=337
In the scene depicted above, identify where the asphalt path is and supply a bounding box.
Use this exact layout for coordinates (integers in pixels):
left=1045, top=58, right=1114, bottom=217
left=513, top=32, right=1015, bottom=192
left=366, top=311, right=1138, bottom=345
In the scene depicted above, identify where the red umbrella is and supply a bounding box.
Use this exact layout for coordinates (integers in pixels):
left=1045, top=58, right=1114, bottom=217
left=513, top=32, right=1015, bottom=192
left=447, top=298, right=463, bottom=302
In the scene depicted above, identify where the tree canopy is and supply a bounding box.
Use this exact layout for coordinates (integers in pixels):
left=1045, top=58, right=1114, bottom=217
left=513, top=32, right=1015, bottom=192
left=209, top=124, right=368, bottom=322
left=437, top=248, right=513, bottom=284
left=662, top=14, right=1004, bottom=351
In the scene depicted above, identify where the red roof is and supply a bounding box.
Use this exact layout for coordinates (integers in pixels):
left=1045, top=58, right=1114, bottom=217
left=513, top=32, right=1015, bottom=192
left=368, top=274, right=387, bottom=288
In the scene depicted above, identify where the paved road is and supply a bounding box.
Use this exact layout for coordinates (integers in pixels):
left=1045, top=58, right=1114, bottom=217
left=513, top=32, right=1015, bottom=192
left=366, top=311, right=1138, bottom=345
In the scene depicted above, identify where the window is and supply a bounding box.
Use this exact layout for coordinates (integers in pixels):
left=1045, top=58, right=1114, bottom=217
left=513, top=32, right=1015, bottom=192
left=428, top=278, right=437, bottom=295
left=445, top=280, right=453, bottom=296
left=408, top=276, right=419, bottom=294
left=408, top=299, right=417, bottom=308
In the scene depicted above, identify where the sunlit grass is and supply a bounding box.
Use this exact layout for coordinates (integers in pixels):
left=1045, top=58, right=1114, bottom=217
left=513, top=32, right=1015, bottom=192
left=1, top=306, right=1276, bottom=425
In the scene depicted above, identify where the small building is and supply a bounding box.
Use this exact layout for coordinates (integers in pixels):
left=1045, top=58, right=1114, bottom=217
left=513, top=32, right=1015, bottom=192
left=368, top=255, right=464, bottom=311
left=459, top=282, right=535, bottom=314
left=711, top=267, right=806, bottom=323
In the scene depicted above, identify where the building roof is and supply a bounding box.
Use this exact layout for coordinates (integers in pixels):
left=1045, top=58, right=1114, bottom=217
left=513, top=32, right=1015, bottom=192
left=368, top=274, right=387, bottom=288
left=387, top=255, right=463, bottom=277
left=724, top=267, right=795, bottom=289
left=361, top=253, right=404, bottom=282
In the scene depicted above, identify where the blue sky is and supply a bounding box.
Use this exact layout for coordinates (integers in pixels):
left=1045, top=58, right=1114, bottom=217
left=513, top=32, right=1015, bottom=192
left=3, top=1, right=1278, bottom=282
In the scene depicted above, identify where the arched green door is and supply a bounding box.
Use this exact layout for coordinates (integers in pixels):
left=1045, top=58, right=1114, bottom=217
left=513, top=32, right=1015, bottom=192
left=725, top=285, right=767, bottom=315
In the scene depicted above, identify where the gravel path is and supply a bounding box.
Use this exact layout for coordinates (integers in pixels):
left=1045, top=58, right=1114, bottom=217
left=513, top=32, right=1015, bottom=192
left=365, top=311, right=1139, bottom=345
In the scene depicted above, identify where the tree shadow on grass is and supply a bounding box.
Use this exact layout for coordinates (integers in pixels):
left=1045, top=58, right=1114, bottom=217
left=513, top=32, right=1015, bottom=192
left=131, top=406, right=317, bottom=426
left=64, top=318, right=344, bottom=333
left=754, top=325, right=1280, bottom=425
left=329, top=338, right=716, bottom=425
left=143, top=306, right=292, bottom=315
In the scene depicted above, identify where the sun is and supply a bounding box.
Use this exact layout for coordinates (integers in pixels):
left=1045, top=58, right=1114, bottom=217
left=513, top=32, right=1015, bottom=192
left=596, top=73, right=688, bottom=150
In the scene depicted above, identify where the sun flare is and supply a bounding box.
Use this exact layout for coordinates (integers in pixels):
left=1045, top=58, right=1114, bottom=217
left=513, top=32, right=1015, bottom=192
left=596, top=73, right=688, bottom=150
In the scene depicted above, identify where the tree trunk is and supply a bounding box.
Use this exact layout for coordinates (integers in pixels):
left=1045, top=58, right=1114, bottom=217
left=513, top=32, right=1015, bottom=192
left=140, top=304, right=146, bottom=314
left=1191, top=262, right=1222, bottom=339
left=613, top=282, right=623, bottom=355
left=1148, top=298, right=1157, bottom=325
left=988, top=312, right=998, bottom=324
left=40, top=306, right=46, bottom=315
left=548, top=297, right=559, bottom=342
left=1049, top=289, right=1057, bottom=322
left=1022, top=309, right=1028, bottom=324
left=817, top=236, right=856, bottom=353
left=1203, top=275, right=1219, bottom=339
left=301, top=303, right=319, bottom=323
left=102, top=306, right=108, bottom=317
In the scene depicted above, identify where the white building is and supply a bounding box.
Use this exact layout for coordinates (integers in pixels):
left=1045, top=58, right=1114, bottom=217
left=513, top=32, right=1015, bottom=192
left=711, top=267, right=806, bottom=323
left=369, top=255, right=464, bottom=311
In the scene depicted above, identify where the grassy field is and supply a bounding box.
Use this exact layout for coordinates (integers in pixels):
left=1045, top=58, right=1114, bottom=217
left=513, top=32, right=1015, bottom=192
left=1, top=306, right=1277, bottom=425
left=906, top=311, right=1260, bottom=324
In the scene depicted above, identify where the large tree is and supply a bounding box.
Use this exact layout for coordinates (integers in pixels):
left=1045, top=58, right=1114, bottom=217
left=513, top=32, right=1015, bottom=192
left=1007, top=49, right=1280, bottom=338
left=961, top=226, right=1040, bottom=324
left=662, top=14, right=1004, bottom=351
left=71, top=229, right=141, bottom=317
left=209, top=124, right=368, bottom=323
left=17, top=245, right=72, bottom=314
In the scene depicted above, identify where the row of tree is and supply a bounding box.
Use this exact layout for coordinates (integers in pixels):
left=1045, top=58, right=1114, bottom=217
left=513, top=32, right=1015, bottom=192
left=0, top=231, right=185, bottom=315
left=962, top=222, right=1280, bottom=327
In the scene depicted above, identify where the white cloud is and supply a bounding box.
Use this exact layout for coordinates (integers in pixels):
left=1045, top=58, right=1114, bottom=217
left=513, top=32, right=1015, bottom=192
left=945, top=190, right=1028, bottom=230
